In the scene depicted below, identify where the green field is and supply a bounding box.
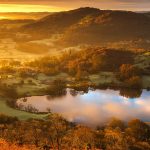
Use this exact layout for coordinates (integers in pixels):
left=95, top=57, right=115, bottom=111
left=0, top=69, right=150, bottom=121
left=89, top=72, right=120, bottom=86
left=0, top=99, right=47, bottom=120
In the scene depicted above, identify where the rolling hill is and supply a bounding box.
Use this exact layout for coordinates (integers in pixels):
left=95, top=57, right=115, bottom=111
left=22, top=7, right=100, bottom=35
left=60, top=9, right=150, bottom=46
left=14, top=8, right=150, bottom=47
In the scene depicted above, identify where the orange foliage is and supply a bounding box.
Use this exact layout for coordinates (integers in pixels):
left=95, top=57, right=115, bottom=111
left=0, top=139, right=36, bottom=150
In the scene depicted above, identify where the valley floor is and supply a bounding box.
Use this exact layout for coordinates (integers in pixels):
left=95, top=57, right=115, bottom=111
left=0, top=71, right=150, bottom=120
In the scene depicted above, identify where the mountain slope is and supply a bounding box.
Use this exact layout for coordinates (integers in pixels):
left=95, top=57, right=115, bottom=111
left=22, top=7, right=100, bottom=35
left=22, top=7, right=150, bottom=46
left=60, top=10, right=150, bottom=46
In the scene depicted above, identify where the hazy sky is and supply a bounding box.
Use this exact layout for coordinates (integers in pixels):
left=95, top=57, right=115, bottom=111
left=0, top=0, right=150, bottom=12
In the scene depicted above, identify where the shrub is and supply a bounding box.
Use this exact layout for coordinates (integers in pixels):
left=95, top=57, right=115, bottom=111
left=119, top=64, right=141, bottom=80
left=125, top=76, right=142, bottom=88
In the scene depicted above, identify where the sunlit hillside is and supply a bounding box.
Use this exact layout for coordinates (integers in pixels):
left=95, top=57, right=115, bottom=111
left=0, top=7, right=149, bottom=61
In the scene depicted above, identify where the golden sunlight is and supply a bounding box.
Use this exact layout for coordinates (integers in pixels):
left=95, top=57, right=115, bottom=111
left=0, top=4, right=67, bottom=12
left=0, top=16, right=7, bottom=19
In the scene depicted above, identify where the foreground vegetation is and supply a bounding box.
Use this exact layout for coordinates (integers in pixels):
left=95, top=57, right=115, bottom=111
left=0, top=114, right=150, bottom=150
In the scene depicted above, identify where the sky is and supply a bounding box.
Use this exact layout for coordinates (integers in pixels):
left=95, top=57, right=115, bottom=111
left=0, top=0, right=150, bottom=12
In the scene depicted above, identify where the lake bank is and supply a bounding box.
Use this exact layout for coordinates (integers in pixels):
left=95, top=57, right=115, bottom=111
left=7, top=88, right=150, bottom=127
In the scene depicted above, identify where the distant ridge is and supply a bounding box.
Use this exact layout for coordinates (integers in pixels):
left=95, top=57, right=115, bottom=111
left=21, top=7, right=150, bottom=46
left=22, top=7, right=100, bottom=34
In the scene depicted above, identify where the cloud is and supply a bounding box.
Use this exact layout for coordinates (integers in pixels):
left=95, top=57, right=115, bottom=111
left=0, top=0, right=149, bottom=3
left=0, top=0, right=150, bottom=11
left=0, top=4, right=66, bottom=12
left=17, top=89, right=150, bottom=127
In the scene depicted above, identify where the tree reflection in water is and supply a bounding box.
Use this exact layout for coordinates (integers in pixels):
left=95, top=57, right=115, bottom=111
left=119, top=88, right=142, bottom=98
left=46, top=88, right=143, bottom=99
left=46, top=90, right=67, bottom=101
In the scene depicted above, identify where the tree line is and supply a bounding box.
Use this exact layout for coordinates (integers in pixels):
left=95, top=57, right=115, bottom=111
left=0, top=114, right=150, bottom=150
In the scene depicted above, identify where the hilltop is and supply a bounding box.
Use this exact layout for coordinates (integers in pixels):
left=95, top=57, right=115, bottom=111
left=21, top=7, right=150, bottom=46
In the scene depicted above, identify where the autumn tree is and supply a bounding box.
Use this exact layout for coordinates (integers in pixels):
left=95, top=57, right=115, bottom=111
left=107, top=118, right=126, bottom=131
left=104, top=128, right=128, bottom=150
left=126, top=119, right=150, bottom=141
left=119, top=64, right=141, bottom=80
left=65, top=125, right=97, bottom=149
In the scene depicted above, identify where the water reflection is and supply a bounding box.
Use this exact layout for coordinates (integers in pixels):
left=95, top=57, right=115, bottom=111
left=17, top=89, right=150, bottom=126
left=119, top=88, right=142, bottom=98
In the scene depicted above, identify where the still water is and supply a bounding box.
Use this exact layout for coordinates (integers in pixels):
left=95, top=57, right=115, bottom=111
left=17, top=89, right=150, bottom=126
